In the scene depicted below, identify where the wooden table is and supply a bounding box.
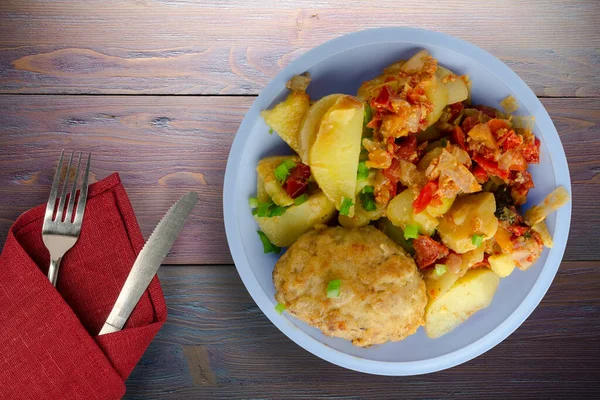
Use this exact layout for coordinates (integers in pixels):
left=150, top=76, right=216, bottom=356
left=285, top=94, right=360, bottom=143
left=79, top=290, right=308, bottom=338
left=1, top=1, right=599, bottom=398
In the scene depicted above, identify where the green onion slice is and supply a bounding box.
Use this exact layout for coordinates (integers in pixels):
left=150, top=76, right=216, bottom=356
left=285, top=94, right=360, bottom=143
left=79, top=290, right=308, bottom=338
left=294, top=193, right=309, bottom=206
left=360, top=186, right=376, bottom=211
left=274, top=159, right=297, bottom=184
left=257, top=231, right=281, bottom=254
left=472, top=234, right=484, bottom=247
left=327, top=279, right=342, bottom=298
left=357, top=161, right=369, bottom=181
left=339, top=197, right=354, bottom=216
left=404, top=224, right=419, bottom=240
left=248, top=197, right=259, bottom=208
left=274, top=303, right=286, bottom=314
left=435, top=264, right=448, bottom=276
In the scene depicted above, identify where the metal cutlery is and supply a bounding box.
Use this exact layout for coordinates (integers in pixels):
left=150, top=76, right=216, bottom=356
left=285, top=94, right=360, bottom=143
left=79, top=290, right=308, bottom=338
left=42, top=150, right=91, bottom=287
left=98, top=191, right=198, bottom=335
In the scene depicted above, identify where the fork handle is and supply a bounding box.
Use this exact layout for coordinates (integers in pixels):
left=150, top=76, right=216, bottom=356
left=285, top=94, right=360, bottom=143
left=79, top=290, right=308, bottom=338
left=48, top=257, right=63, bottom=287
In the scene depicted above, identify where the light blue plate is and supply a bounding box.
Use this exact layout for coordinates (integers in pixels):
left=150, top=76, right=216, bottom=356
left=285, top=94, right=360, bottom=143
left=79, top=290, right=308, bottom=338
left=223, top=27, right=571, bottom=375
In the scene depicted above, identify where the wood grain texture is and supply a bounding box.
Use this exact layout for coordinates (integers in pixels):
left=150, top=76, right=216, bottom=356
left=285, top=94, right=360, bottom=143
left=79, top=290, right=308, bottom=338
left=0, top=95, right=598, bottom=263
left=122, top=262, right=600, bottom=399
left=0, top=0, right=599, bottom=96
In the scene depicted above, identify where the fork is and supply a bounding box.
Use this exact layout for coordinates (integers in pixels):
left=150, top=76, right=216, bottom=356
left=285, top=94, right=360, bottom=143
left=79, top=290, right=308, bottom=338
left=43, top=150, right=91, bottom=287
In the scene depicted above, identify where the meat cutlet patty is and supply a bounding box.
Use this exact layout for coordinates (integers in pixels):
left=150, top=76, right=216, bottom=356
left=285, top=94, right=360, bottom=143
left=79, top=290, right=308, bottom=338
left=273, top=225, right=427, bottom=347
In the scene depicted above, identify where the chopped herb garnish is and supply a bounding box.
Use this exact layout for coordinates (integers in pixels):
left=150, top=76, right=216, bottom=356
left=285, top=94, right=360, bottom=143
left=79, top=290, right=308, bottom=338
left=357, top=161, right=369, bottom=181
left=523, top=230, right=532, bottom=239
left=435, top=264, right=448, bottom=276
left=404, top=224, right=419, bottom=240
left=327, top=279, right=342, bottom=298
left=440, top=138, right=448, bottom=147
left=248, top=197, right=259, bottom=208
left=360, top=185, right=376, bottom=211
left=269, top=205, right=286, bottom=217
left=274, top=303, right=286, bottom=314
left=472, top=234, right=484, bottom=247
left=363, top=104, right=373, bottom=137
left=274, top=159, right=296, bottom=183
left=339, top=197, right=354, bottom=216
left=257, top=231, right=281, bottom=254
left=269, top=128, right=274, bottom=134
left=294, top=193, right=309, bottom=206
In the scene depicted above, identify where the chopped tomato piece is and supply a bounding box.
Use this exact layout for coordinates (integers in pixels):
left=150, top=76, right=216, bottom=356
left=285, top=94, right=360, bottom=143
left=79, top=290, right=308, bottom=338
left=448, top=102, right=464, bottom=123
left=382, top=158, right=402, bottom=182
left=284, top=163, right=311, bottom=198
left=472, top=164, right=489, bottom=184
left=473, top=155, right=509, bottom=180
left=501, top=130, right=523, bottom=151
left=461, top=116, right=480, bottom=133
left=521, top=137, right=540, bottom=163
left=505, top=225, right=530, bottom=238
left=452, top=125, right=466, bottom=149
left=371, top=85, right=392, bottom=112
left=413, top=181, right=438, bottom=214
left=487, top=118, right=510, bottom=135
left=413, top=235, right=450, bottom=269
left=393, top=135, right=418, bottom=162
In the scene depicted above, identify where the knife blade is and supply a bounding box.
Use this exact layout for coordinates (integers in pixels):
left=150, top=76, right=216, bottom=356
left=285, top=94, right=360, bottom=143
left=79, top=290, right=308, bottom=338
left=99, top=191, right=198, bottom=335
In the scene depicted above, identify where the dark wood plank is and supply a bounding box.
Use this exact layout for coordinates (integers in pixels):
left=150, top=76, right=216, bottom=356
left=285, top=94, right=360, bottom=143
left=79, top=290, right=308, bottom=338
left=0, top=96, right=598, bottom=263
left=123, top=262, right=600, bottom=399
left=0, top=0, right=599, bottom=96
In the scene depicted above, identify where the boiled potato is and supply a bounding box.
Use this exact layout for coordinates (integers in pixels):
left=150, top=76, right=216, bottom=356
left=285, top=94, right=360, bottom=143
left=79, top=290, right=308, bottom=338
left=460, top=246, right=485, bottom=274
left=309, top=95, right=364, bottom=216
left=524, top=186, right=570, bottom=226
left=298, top=94, right=344, bottom=163
left=254, top=191, right=336, bottom=247
left=531, top=221, right=553, bottom=248
left=375, top=217, right=415, bottom=255
left=425, top=268, right=500, bottom=338
left=437, top=192, right=499, bottom=254
left=339, top=202, right=385, bottom=228
left=256, top=155, right=300, bottom=207
left=489, top=253, right=516, bottom=278
left=260, top=91, right=310, bottom=154
left=426, top=195, right=455, bottom=218
left=436, top=66, right=469, bottom=105
left=256, top=174, right=269, bottom=202
left=417, top=147, right=443, bottom=171
left=401, top=50, right=431, bottom=74
left=425, top=75, right=448, bottom=126
left=423, top=269, right=460, bottom=301
left=387, top=189, right=439, bottom=236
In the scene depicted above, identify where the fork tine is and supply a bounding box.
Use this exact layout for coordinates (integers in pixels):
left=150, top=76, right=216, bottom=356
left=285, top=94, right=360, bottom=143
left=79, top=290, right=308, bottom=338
left=55, top=151, right=74, bottom=222
left=45, top=150, right=65, bottom=221
left=74, top=153, right=91, bottom=227
left=65, top=152, right=82, bottom=223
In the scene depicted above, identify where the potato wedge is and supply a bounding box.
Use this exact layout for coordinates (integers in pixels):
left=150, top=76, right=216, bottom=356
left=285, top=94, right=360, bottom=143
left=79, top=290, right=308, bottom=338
left=309, top=95, right=364, bottom=216
left=437, top=192, right=499, bottom=254
left=298, top=94, right=344, bottom=163
left=524, top=186, right=570, bottom=226
left=423, top=269, right=460, bottom=301
left=531, top=221, right=553, bottom=248
left=260, top=91, right=310, bottom=154
left=425, top=268, right=500, bottom=338
left=256, top=155, right=301, bottom=207
left=489, top=253, right=516, bottom=278
left=387, top=189, right=439, bottom=236
left=254, top=191, right=336, bottom=247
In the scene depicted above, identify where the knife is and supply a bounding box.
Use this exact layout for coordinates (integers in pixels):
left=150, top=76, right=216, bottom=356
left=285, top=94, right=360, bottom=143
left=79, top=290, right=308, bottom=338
left=99, top=191, right=198, bottom=335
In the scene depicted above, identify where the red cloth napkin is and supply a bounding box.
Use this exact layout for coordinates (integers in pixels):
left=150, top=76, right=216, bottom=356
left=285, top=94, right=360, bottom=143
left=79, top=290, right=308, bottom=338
left=0, top=173, right=167, bottom=400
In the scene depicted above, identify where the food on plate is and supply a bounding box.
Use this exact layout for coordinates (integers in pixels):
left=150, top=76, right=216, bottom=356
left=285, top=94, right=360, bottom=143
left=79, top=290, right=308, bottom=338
left=261, top=89, right=310, bottom=154
left=272, top=226, right=427, bottom=347
left=252, top=50, right=570, bottom=344
left=424, top=268, right=500, bottom=339
left=309, top=95, right=364, bottom=216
